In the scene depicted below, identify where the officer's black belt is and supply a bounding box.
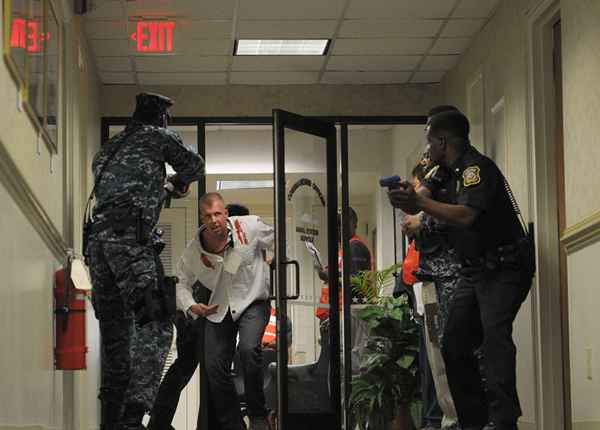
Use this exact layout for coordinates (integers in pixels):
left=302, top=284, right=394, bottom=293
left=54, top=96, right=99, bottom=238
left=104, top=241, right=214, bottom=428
left=90, top=216, right=138, bottom=234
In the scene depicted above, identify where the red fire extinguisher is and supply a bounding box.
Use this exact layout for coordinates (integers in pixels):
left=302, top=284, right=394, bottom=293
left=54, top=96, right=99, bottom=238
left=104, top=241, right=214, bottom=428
left=54, top=254, right=87, bottom=370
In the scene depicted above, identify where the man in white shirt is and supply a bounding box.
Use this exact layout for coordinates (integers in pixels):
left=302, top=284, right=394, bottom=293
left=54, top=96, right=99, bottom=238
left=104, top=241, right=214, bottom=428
left=177, top=193, right=274, bottom=430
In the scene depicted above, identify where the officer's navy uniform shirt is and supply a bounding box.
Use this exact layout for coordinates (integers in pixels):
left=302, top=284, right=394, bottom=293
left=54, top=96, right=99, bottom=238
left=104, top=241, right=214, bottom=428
left=424, top=145, right=524, bottom=261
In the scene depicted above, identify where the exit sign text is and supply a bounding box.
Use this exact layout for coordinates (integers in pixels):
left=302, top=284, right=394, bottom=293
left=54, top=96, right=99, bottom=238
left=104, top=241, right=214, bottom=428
left=131, top=21, right=175, bottom=53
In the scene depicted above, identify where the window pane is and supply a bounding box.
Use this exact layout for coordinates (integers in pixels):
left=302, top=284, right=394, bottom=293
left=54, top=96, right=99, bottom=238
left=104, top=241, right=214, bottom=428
left=6, top=0, right=29, bottom=83
left=26, top=0, right=44, bottom=124
left=45, top=1, right=58, bottom=144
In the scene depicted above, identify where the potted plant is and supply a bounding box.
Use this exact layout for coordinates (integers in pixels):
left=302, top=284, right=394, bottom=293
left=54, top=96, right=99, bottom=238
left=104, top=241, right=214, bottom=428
left=349, top=264, right=419, bottom=430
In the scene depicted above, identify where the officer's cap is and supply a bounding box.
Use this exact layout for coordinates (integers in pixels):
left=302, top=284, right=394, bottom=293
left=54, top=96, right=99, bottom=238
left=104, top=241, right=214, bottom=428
left=135, top=92, right=173, bottom=113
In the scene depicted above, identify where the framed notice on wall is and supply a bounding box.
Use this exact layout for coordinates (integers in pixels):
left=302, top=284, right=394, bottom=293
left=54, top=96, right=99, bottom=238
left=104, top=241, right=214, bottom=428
left=2, top=0, right=60, bottom=153
left=3, top=0, right=28, bottom=87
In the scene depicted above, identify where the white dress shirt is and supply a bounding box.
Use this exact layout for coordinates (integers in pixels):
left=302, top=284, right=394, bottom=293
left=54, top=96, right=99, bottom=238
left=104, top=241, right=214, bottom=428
left=176, top=215, right=274, bottom=323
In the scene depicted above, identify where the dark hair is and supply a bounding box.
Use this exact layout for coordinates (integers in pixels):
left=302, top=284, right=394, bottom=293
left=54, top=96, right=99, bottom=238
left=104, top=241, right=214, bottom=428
left=226, top=203, right=250, bottom=217
left=427, top=105, right=459, bottom=118
left=428, top=110, right=470, bottom=140
left=412, top=163, right=427, bottom=182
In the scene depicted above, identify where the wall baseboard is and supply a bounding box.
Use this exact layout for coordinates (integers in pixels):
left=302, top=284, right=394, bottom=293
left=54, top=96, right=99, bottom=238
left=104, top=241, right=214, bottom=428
left=562, top=211, right=600, bottom=254
left=573, top=421, right=600, bottom=430
left=0, top=138, right=67, bottom=261
left=518, top=421, right=536, bottom=430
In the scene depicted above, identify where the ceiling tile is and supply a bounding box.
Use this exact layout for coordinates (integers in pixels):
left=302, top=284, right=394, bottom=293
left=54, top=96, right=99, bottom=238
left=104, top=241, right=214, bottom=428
left=441, top=19, right=486, bottom=37
left=137, top=72, right=227, bottom=85
left=134, top=56, right=229, bottom=72
left=339, top=19, right=442, bottom=38
left=452, top=0, right=500, bottom=18
left=96, top=56, right=132, bottom=72
left=332, top=38, right=432, bottom=55
left=176, top=20, right=232, bottom=39
left=125, top=0, right=176, bottom=18
left=231, top=56, right=325, bottom=72
left=429, top=38, right=471, bottom=55
left=230, top=71, right=319, bottom=85
left=420, top=55, right=459, bottom=70
left=100, top=71, right=136, bottom=84
left=85, top=1, right=124, bottom=20
left=411, top=70, right=446, bottom=83
left=327, top=55, right=421, bottom=71
left=90, top=39, right=131, bottom=57
left=178, top=39, right=232, bottom=56
left=127, top=0, right=235, bottom=19
left=321, top=71, right=411, bottom=84
left=177, top=0, right=236, bottom=19
left=238, top=0, right=345, bottom=19
left=346, top=0, right=454, bottom=19
left=84, top=20, right=127, bottom=39
left=238, top=20, right=337, bottom=38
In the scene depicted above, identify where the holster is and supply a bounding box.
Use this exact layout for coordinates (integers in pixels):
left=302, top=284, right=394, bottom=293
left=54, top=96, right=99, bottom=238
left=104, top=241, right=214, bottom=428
left=135, top=239, right=178, bottom=326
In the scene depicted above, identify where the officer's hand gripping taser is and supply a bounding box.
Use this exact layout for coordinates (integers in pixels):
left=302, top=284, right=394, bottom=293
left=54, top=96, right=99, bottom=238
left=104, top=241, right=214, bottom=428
left=379, top=175, right=402, bottom=189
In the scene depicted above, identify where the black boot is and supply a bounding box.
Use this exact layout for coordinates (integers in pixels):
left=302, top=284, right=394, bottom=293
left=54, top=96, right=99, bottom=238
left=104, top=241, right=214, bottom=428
left=121, top=402, right=147, bottom=430
left=100, top=401, right=122, bottom=430
left=147, top=406, right=176, bottom=430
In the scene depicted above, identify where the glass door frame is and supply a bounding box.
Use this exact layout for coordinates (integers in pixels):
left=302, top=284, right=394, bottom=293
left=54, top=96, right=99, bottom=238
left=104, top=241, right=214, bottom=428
left=272, top=109, right=341, bottom=428
left=100, top=114, right=427, bottom=428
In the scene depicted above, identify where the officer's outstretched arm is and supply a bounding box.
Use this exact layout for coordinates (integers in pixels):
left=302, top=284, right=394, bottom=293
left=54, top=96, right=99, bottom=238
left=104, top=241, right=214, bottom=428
left=162, top=129, right=205, bottom=189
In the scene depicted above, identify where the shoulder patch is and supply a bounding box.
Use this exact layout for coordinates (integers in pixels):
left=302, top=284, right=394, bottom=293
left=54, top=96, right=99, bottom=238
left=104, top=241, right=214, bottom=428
left=463, top=166, right=481, bottom=187
left=424, top=165, right=440, bottom=180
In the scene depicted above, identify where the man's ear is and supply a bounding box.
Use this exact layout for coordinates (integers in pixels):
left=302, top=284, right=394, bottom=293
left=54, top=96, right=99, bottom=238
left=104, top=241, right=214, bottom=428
left=224, top=208, right=229, bottom=217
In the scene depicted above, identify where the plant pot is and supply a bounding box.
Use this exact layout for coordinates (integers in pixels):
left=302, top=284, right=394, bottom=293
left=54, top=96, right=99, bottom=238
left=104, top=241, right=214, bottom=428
left=389, top=404, right=414, bottom=430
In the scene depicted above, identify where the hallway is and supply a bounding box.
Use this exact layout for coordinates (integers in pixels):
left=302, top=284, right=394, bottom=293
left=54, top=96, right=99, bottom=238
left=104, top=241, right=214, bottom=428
left=1, top=0, right=599, bottom=429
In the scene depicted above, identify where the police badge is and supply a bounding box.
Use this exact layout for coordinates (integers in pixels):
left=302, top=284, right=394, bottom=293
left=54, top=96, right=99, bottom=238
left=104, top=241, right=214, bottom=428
left=463, top=166, right=481, bottom=187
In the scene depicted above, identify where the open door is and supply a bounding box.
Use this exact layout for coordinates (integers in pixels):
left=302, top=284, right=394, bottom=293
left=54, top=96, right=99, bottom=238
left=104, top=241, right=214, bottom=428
left=271, top=109, right=342, bottom=429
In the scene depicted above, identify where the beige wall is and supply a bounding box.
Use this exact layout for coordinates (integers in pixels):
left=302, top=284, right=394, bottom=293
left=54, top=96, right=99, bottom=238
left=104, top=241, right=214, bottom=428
left=561, top=0, right=600, bottom=227
left=441, top=0, right=600, bottom=429
left=0, top=2, right=102, bottom=428
left=561, top=1, right=600, bottom=429
left=100, top=83, right=440, bottom=118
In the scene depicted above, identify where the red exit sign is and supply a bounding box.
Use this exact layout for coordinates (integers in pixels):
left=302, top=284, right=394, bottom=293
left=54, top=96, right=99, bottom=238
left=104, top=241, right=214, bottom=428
left=131, top=21, right=175, bottom=53
left=10, top=18, right=49, bottom=53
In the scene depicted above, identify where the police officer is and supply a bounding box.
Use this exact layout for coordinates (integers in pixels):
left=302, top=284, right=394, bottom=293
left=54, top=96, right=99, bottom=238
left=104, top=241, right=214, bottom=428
left=87, top=93, right=204, bottom=430
left=388, top=110, right=534, bottom=430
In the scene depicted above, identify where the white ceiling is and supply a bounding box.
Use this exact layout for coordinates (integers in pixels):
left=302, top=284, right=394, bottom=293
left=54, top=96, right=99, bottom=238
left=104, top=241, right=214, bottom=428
left=84, top=0, right=501, bottom=86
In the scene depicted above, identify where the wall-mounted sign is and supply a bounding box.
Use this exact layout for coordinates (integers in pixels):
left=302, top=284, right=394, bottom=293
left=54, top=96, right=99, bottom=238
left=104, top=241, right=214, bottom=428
left=287, top=178, right=326, bottom=206
left=10, top=18, right=48, bottom=53
left=131, top=20, right=175, bottom=53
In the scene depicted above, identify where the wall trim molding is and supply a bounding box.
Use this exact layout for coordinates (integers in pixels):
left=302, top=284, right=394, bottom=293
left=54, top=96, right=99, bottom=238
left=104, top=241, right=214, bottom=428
left=562, top=211, right=600, bottom=254
left=0, top=139, right=67, bottom=261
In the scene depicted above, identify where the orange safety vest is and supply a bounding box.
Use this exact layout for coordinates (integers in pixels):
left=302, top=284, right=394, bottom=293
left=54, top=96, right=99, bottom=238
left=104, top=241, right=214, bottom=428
left=262, top=307, right=277, bottom=345
left=316, top=235, right=372, bottom=321
left=402, top=240, right=420, bottom=286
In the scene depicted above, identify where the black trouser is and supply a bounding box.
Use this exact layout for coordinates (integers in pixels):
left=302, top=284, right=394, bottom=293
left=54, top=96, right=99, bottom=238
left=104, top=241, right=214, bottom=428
left=419, top=323, right=442, bottom=428
left=205, top=301, right=271, bottom=430
left=149, top=312, right=204, bottom=429
left=442, top=265, right=533, bottom=429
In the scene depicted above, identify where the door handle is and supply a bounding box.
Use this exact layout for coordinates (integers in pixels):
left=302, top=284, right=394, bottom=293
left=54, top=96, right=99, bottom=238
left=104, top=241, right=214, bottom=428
left=270, top=259, right=301, bottom=300
left=283, top=260, right=300, bottom=300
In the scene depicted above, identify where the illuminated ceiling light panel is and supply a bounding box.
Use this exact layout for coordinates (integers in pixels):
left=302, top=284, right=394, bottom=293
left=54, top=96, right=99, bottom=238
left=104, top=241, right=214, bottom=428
left=234, top=39, right=329, bottom=56
left=216, top=180, right=274, bottom=190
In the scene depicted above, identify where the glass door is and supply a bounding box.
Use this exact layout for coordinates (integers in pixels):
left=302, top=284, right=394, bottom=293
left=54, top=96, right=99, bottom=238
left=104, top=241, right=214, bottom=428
left=272, top=110, right=341, bottom=429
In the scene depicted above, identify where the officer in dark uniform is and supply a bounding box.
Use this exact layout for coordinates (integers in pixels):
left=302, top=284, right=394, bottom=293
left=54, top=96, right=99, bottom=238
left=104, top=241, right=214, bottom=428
left=87, top=93, right=204, bottom=430
left=387, top=110, right=535, bottom=430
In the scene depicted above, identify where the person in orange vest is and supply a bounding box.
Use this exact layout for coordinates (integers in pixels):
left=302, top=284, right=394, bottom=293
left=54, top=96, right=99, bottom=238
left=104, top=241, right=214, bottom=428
left=315, top=207, right=373, bottom=321
left=261, top=306, right=292, bottom=351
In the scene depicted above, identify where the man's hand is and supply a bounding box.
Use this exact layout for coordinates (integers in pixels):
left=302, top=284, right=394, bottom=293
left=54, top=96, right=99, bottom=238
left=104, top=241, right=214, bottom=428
left=402, top=214, right=423, bottom=237
left=387, top=181, right=420, bottom=214
left=189, top=303, right=219, bottom=318
left=318, top=269, right=329, bottom=283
